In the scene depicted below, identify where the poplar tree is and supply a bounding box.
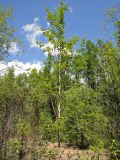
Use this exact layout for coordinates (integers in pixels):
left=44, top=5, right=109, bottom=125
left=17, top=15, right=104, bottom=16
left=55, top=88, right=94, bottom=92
left=38, top=1, right=78, bottom=146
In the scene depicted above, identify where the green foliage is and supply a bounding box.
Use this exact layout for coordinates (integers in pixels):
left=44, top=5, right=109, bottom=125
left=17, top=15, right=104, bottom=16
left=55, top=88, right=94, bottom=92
left=0, top=1, right=119, bottom=159
left=6, top=138, right=21, bottom=159
left=114, top=20, right=120, bottom=47
left=97, top=41, right=120, bottom=143
left=109, top=140, right=120, bottom=160
left=60, top=86, right=108, bottom=148
left=0, top=5, right=16, bottom=58
left=38, top=112, right=55, bottom=141
left=17, top=119, right=32, bottom=136
left=47, top=148, right=58, bottom=159
left=105, top=4, right=120, bottom=47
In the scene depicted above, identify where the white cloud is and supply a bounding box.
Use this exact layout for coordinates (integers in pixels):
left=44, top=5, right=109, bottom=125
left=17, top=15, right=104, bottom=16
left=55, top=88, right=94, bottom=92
left=22, top=19, right=57, bottom=56
left=23, top=18, right=72, bottom=56
left=2, top=42, right=20, bottom=54
left=0, top=60, right=43, bottom=76
left=23, top=18, right=43, bottom=48
left=34, top=17, right=39, bottom=23
left=47, top=22, right=50, bottom=27
left=8, top=42, right=20, bottom=54
left=69, top=7, right=73, bottom=13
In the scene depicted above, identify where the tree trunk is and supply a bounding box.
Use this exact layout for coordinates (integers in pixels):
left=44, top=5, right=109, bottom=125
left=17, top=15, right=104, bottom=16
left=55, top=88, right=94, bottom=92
left=57, top=53, right=61, bottom=147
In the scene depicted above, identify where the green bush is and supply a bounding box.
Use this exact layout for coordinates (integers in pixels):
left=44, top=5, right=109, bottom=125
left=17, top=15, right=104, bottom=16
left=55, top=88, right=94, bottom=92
left=60, top=86, right=108, bottom=148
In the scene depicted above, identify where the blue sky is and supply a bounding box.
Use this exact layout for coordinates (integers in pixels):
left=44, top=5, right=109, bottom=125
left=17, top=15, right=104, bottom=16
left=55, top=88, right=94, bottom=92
left=1, top=0, right=119, bottom=64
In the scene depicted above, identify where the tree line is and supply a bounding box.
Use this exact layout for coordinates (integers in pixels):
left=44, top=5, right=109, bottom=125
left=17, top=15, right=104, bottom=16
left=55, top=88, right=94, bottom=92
left=0, top=1, right=120, bottom=160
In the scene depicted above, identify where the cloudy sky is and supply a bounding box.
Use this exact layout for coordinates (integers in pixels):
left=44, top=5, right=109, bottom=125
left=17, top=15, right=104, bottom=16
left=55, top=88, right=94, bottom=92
left=0, top=0, right=119, bottom=74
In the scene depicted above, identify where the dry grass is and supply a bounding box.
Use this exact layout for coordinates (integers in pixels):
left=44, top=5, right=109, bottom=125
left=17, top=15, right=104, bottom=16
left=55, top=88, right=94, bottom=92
left=42, top=143, right=111, bottom=160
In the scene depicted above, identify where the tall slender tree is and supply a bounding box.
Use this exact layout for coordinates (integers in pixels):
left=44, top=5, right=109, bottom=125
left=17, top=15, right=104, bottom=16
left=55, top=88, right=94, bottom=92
left=38, top=1, right=78, bottom=146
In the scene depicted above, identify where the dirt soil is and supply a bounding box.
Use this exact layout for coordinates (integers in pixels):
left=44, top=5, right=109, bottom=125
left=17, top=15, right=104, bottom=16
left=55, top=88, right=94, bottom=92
left=41, top=143, right=111, bottom=160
